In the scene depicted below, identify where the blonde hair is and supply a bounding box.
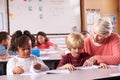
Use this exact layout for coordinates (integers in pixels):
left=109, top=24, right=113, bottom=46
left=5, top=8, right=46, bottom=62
left=66, top=33, right=84, bottom=50
left=93, top=17, right=113, bottom=36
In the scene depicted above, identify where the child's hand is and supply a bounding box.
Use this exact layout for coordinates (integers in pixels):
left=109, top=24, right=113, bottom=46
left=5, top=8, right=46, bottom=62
left=53, top=44, right=58, bottom=50
left=34, top=63, right=41, bottom=70
left=13, top=66, right=24, bottom=74
left=62, top=63, right=75, bottom=71
left=99, top=63, right=108, bottom=69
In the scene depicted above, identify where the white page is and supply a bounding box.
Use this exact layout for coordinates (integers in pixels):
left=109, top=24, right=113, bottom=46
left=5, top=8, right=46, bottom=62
left=21, top=72, right=46, bottom=75
left=21, top=70, right=70, bottom=75
left=75, top=65, right=118, bottom=70
left=46, top=70, right=70, bottom=74
left=75, top=65, right=98, bottom=70
left=108, top=65, right=117, bottom=68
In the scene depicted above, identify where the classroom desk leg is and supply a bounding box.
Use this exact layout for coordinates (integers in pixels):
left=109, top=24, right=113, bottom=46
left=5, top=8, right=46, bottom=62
left=0, top=62, right=7, bottom=75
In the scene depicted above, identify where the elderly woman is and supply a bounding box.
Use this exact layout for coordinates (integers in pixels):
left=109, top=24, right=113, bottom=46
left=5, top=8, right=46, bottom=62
left=83, top=17, right=120, bottom=67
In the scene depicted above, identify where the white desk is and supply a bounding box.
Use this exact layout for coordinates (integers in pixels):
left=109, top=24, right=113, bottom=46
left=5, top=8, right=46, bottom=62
left=40, top=50, right=62, bottom=60
left=0, top=67, right=120, bottom=80
left=0, top=50, right=62, bottom=62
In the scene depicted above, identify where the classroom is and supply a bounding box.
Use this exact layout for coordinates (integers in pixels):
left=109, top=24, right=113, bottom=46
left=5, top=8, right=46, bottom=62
left=0, top=0, right=120, bottom=80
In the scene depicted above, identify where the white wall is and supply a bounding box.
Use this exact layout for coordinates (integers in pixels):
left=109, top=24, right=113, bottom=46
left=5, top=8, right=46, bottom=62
left=0, top=0, right=8, bottom=32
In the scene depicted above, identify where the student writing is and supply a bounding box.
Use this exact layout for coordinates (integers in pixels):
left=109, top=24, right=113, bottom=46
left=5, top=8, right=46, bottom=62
left=7, top=32, right=49, bottom=75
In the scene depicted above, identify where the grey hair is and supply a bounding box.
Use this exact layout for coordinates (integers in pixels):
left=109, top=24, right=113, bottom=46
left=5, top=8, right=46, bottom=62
left=93, top=17, right=113, bottom=36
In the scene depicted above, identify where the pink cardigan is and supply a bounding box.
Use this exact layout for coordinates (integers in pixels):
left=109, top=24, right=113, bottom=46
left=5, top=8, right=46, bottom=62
left=84, top=33, right=120, bottom=65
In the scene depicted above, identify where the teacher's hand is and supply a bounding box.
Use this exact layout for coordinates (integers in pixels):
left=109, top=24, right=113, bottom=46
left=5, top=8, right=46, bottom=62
left=83, top=56, right=96, bottom=67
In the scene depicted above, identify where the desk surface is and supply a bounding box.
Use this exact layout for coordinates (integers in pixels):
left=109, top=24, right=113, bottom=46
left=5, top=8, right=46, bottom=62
left=0, top=67, right=120, bottom=80
left=40, top=52, right=61, bottom=60
left=0, top=50, right=62, bottom=62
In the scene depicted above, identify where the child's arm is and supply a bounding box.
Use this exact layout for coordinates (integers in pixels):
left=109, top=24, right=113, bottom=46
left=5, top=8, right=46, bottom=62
left=37, top=58, right=49, bottom=71
left=53, top=44, right=58, bottom=50
left=47, top=41, right=58, bottom=50
left=57, top=63, right=75, bottom=71
left=7, top=58, right=15, bottom=75
left=33, top=57, right=49, bottom=72
left=7, top=58, right=24, bottom=75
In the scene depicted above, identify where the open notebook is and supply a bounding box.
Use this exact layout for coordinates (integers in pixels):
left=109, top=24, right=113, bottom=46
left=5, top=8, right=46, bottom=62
left=75, top=65, right=117, bottom=70
left=46, top=70, right=70, bottom=74
left=21, top=70, right=70, bottom=75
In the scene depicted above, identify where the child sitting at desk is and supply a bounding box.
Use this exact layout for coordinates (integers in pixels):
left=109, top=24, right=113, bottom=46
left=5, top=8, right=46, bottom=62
left=0, top=31, right=11, bottom=75
left=0, top=31, right=11, bottom=59
left=57, top=33, right=107, bottom=71
left=7, top=33, right=49, bottom=75
left=35, top=31, right=58, bottom=50
left=57, top=33, right=91, bottom=71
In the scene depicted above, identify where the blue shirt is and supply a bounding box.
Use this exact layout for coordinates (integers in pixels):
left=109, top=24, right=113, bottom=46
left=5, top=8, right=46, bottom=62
left=0, top=44, right=18, bottom=55
left=0, top=45, right=6, bottom=55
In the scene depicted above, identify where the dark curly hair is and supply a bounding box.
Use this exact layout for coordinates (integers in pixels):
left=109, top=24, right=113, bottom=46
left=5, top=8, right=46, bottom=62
left=0, top=31, right=9, bottom=43
left=9, top=30, right=32, bottom=52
